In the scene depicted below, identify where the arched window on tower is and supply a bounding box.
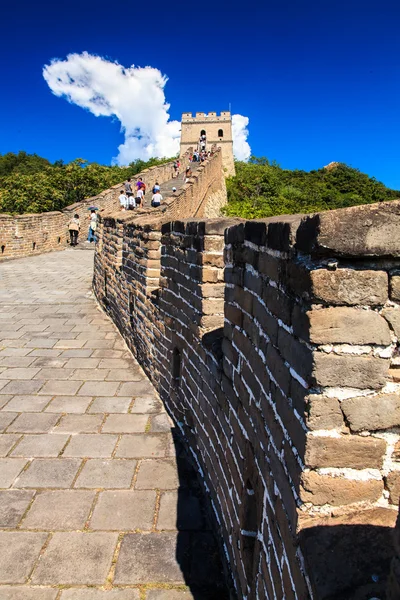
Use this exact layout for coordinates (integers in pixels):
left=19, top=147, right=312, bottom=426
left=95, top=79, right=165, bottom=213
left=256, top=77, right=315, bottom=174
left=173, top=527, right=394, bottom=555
left=218, top=129, right=224, bottom=138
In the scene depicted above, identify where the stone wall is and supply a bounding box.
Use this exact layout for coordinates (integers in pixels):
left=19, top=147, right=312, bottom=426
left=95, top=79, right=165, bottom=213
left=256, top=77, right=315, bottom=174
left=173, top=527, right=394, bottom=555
left=95, top=200, right=400, bottom=598
left=0, top=154, right=192, bottom=261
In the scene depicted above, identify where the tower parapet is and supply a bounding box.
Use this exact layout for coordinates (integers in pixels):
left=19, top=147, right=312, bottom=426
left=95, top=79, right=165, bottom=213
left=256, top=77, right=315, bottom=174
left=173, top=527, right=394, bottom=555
left=180, top=111, right=235, bottom=176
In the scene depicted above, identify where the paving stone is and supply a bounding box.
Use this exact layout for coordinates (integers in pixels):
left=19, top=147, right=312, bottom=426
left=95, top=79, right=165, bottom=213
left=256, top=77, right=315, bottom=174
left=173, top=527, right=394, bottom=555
left=136, top=460, right=179, bottom=490
left=14, top=458, right=81, bottom=488
left=25, top=339, right=58, bottom=348
left=3, top=395, right=53, bottom=412
left=0, top=380, right=45, bottom=395
left=105, top=370, right=143, bottom=382
left=22, top=490, right=95, bottom=529
left=8, top=413, right=61, bottom=434
left=0, top=395, right=12, bottom=409
left=0, top=357, right=37, bottom=368
left=115, top=532, right=188, bottom=583
left=0, top=586, right=58, bottom=599
left=78, top=382, right=119, bottom=396
left=39, top=380, right=83, bottom=396
left=0, top=490, right=35, bottom=527
left=116, top=435, right=168, bottom=458
left=74, top=459, right=137, bottom=489
left=131, top=397, right=162, bottom=413
left=83, top=340, right=114, bottom=349
left=33, top=368, right=75, bottom=380
left=55, top=415, right=104, bottom=433
left=90, top=490, right=156, bottom=530
left=102, top=414, right=149, bottom=433
left=60, top=590, right=140, bottom=599
left=27, top=349, right=63, bottom=357
left=157, top=491, right=203, bottom=531
left=70, top=369, right=110, bottom=381
left=146, top=592, right=197, bottom=600
left=63, top=434, right=118, bottom=458
left=45, top=396, right=92, bottom=413
left=0, top=368, right=41, bottom=380
left=0, top=459, right=28, bottom=487
left=0, top=413, right=18, bottom=432
left=89, top=397, right=132, bottom=413
left=91, top=349, right=124, bottom=358
left=59, top=349, right=94, bottom=358
left=31, top=532, right=118, bottom=584
left=31, top=357, right=68, bottom=368
left=54, top=340, right=86, bottom=349
left=118, top=381, right=155, bottom=397
left=0, top=531, right=48, bottom=583
left=0, top=434, right=20, bottom=456
left=151, top=413, right=174, bottom=432
left=65, top=358, right=100, bottom=369
left=97, top=358, right=137, bottom=370
left=11, top=434, right=70, bottom=457
left=0, top=349, right=31, bottom=357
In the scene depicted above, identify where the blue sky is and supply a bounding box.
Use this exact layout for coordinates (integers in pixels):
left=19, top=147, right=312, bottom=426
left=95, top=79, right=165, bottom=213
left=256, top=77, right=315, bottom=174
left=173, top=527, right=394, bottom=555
left=1, top=0, right=400, bottom=187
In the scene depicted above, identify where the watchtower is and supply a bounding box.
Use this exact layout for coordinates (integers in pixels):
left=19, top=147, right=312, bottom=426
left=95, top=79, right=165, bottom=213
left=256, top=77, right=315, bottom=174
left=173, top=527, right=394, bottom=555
left=180, top=111, right=235, bottom=177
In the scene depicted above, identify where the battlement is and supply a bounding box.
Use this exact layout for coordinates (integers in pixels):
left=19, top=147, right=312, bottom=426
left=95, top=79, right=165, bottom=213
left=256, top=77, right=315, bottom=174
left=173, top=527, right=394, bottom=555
left=181, top=111, right=231, bottom=122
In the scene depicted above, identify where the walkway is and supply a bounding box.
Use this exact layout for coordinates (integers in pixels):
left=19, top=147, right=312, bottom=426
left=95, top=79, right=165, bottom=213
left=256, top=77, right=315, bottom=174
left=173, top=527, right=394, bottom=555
left=0, top=249, right=228, bottom=600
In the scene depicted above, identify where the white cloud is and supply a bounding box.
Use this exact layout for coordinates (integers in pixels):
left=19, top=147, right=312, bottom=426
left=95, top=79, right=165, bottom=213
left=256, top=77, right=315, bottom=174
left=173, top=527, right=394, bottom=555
left=232, top=114, right=251, bottom=161
left=43, top=52, right=251, bottom=164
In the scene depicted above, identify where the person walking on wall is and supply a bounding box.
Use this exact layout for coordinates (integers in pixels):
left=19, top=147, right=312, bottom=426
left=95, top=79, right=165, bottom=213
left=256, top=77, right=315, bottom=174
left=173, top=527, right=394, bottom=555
left=135, top=187, right=144, bottom=208
left=87, top=209, right=97, bottom=243
left=124, top=178, right=134, bottom=204
left=119, top=190, right=128, bottom=211
left=151, top=190, right=163, bottom=207
left=68, top=214, right=80, bottom=246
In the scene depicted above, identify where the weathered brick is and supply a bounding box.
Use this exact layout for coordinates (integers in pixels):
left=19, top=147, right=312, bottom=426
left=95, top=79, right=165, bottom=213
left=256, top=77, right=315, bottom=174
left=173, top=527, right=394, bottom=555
left=305, top=434, right=386, bottom=469
left=341, top=393, right=400, bottom=432
left=310, top=268, right=388, bottom=306
left=390, top=275, right=400, bottom=302
left=313, top=353, right=389, bottom=389
left=386, top=471, right=400, bottom=504
left=306, top=395, right=344, bottom=431
left=301, top=471, right=383, bottom=505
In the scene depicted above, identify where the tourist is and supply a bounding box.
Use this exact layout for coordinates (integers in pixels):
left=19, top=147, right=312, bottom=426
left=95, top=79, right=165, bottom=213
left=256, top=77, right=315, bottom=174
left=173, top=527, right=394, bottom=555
left=87, top=210, right=97, bottom=243
left=68, top=213, right=80, bottom=246
left=152, top=182, right=160, bottom=193
left=135, top=187, right=144, bottom=208
left=119, top=190, right=128, bottom=210
left=173, top=161, right=178, bottom=178
left=151, top=190, right=163, bottom=207
left=136, top=178, right=144, bottom=193
left=128, top=194, right=135, bottom=210
left=124, top=178, right=133, bottom=201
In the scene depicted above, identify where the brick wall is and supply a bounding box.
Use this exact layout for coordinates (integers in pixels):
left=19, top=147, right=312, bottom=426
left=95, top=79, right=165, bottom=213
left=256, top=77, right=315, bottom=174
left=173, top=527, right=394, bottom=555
left=94, top=199, right=400, bottom=599
left=0, top=152, right=193, bottom=261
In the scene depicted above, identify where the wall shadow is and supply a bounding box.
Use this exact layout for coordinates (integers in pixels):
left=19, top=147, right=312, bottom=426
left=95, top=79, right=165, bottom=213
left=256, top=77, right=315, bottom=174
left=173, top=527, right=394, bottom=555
left=169, top=423, right=233, bottom=600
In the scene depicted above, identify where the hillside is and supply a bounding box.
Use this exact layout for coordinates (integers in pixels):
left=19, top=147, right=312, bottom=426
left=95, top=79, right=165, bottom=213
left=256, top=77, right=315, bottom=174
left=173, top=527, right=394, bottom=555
left=223, top=158, right=400, bottom=219
left=0, top=152, right=172, bottom=214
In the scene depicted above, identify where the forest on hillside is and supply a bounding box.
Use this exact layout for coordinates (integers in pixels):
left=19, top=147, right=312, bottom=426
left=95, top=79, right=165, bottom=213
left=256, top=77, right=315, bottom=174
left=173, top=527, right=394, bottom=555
left=223, top=158, right=400, bottom=219
left=1, top=151, right=398, bottom=217
left=0, top=152, right=171, bottom=214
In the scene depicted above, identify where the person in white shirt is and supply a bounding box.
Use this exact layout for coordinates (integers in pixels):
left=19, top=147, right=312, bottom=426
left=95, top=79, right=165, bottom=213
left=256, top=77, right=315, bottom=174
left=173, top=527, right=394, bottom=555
left=119, top=190, right=128, bottom=210
left=151, top=192, right=163, bottom=207
left=135, top=188, right=144, bottom=207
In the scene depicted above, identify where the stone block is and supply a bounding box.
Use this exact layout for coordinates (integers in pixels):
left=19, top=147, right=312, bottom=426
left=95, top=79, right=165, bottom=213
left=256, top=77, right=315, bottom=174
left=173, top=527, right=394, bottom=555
left=306, top=395, right=344, bottom=430
left=1, top=380, right=45, bottom=395
left=157, top=490, right=203, bottom=531
left=74, top=458, right=135, bottom=489
left=60, top=590, right=139, bottom=599
left=0, top=434, right=21, bottom=457
left=305, top=435, right=386, bottom=469
left=88, top=396, right=132, bottom=413
left=313, top=353, right=389, bottom=389
left=0, top=458, right=28, bottom=487
left=0, top=587, right=58, bottom=599
left=301, top=471, right=383, bottom=505
left=90, top=490, right=156, bottom=530
left=116, top=434, right=167, bottom=458
left=305, top=307, right=391, bottom=345
left=382, top=308, right=400, bottom=338
left=114, top=532, right=188, bottom=583
left=135, top=459, right=179, bottom=489
left=39, top=380, right=83, bottom=396
left=341, top=393, right=400, bottom=432
left=8, top=413, right=60, bottom=434
left=63, top=434, right=118, bottom=458
left=31, top=532, right=118, bottom=584
left=22, top=490, right=95, bottom=529
left=4, top=395, right=53, bottom=412
left=11, top=434, right=69, bottom=457
left=102, top=414, right=149, bottom=433
left=391, top=275, right=400, bottom=302
left=78, top=381, right=119, bottom=396
left=15, top=458, right=81, bottom=488
left=386, top=471, right=400, bottom=504
left=0, top=413, right=18, bottom=432
left=146, top=592, right=197, bottom=600
left=0, top=490, right=35, bottom=527
left=45, top=395, right=93, bottom=413
left=310, top=268, right=388, bottom=305
left=55, top=414, right=103, bottom=433
left=0, top=531, right=48, bottom=583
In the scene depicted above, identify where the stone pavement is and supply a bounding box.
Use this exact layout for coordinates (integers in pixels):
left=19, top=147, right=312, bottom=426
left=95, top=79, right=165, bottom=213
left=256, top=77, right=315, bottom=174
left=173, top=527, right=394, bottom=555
left=0, top=249, right=228, bottom=600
